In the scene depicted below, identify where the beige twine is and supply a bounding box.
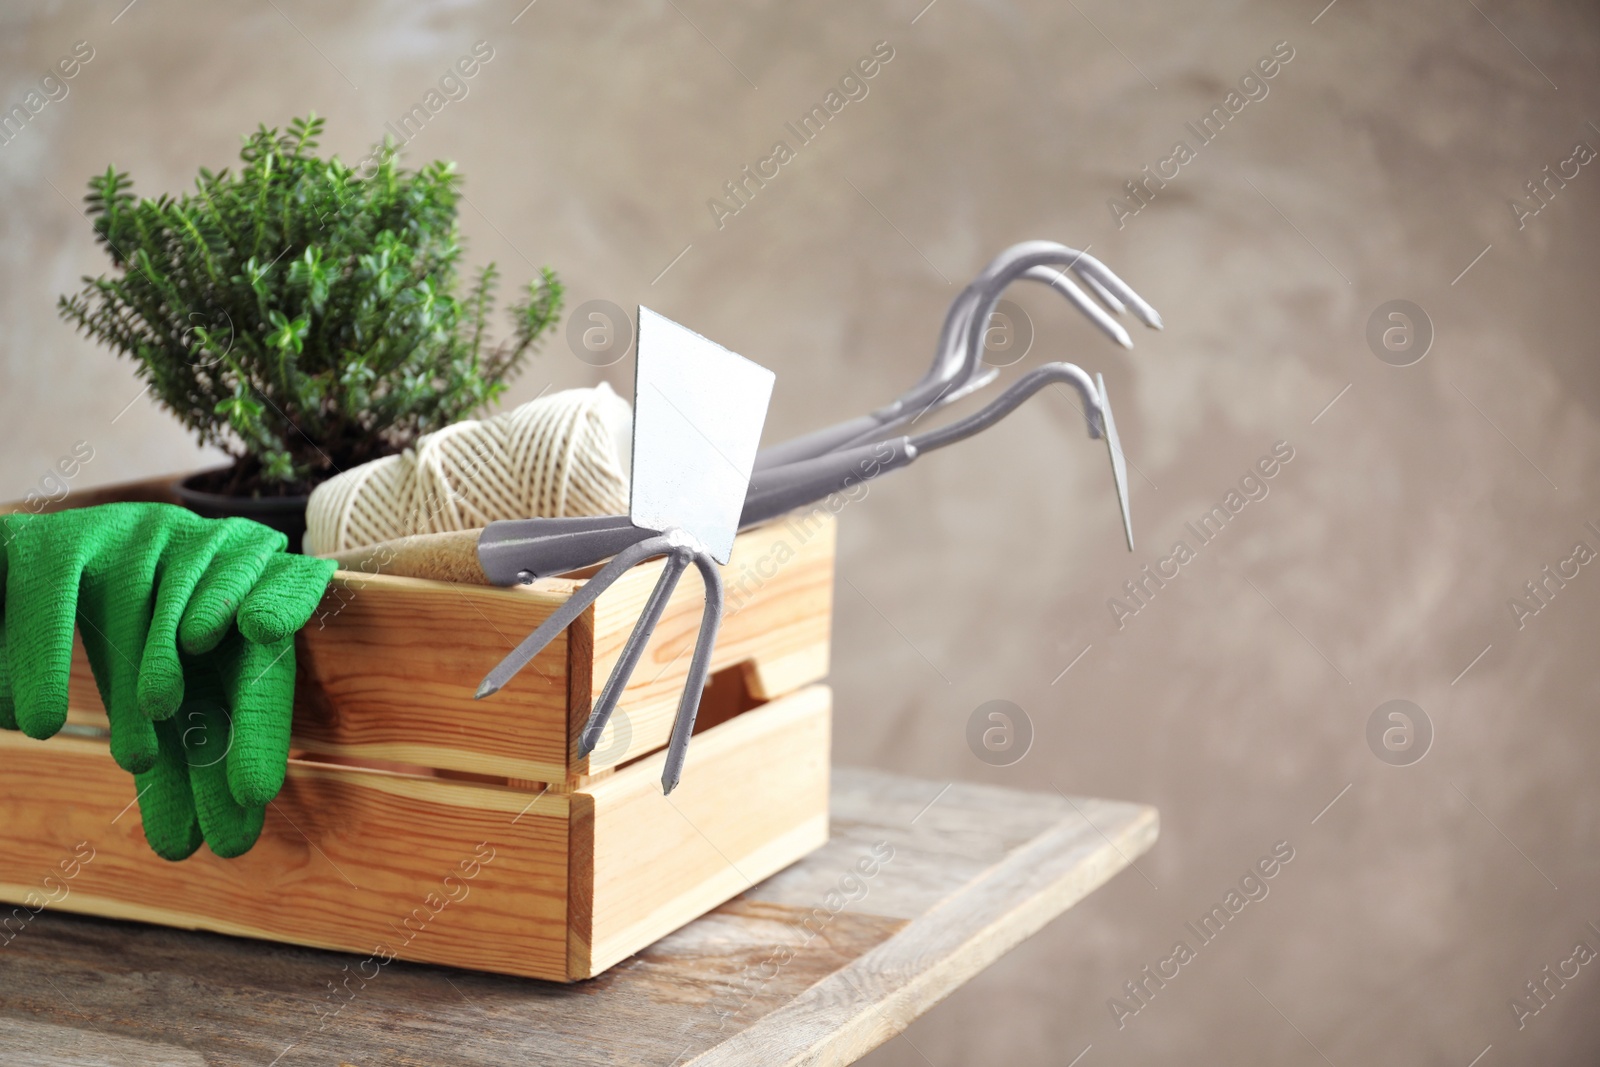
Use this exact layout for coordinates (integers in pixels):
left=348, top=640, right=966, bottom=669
left=304, top=384, right=633, bottom=555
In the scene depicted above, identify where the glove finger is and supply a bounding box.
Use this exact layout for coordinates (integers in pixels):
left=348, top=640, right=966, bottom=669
left=139, top=518, right=240, bottom=720
left=236, top=554, right=337, bottom=646
left=137, top=718, right=203, bottom=861
left=96, top=655, right=159, bottom=773
left=178, top=522, right=287, bottom=655
left=4, top=515, right=87, bottom=740
left=180, top=694, right=266, bottom=858
left=219, top=633, right=297, bottom=806
left=90, top=569, right=163, bottom=773
left=79, top=504, right=186, bottom=772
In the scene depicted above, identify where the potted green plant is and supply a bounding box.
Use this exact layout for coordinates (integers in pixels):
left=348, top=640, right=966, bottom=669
left=58, top=114, right=562, bottom=545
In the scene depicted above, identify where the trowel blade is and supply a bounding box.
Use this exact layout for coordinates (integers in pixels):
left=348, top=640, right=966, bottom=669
left=630, top=308, right=775, bottom=564
left=1097, top=372, right=1134, bottom=552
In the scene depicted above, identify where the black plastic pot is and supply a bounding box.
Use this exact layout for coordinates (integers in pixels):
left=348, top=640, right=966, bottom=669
left=172, top=470, right=310, bottom=552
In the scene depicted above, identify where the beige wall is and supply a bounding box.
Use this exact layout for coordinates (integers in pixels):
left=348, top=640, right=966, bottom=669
left=3, top=1, right=1599, bottom=1063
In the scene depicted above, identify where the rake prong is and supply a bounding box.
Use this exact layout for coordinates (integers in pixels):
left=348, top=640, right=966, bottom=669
left=1072, top=256, right=1162, bottom=330
left=908, top=362, right=1104, bottom=453
left=918, top=278, right=988, bottom=393
left=1023, top=266, right=1133, bottom=349
left=579, top=549, right=691, bottom=757
left=961, top=250, right=1100, bottom=397
left=767, top=243, right=1158, bottom=467
left=1074, top=268, right=1127, bottom=316
left=1097, top=372, right=1135, bottom=552
left=475, top=534, right=673, bottom=699
left=660, top=552, right=725, bottom=794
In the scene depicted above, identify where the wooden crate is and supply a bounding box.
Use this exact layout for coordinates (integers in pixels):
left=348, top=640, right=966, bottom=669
left=0, top=476, right=837, bottom=981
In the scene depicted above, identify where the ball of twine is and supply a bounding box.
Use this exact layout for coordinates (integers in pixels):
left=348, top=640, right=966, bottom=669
left=304, top=384, right=632, bottom=555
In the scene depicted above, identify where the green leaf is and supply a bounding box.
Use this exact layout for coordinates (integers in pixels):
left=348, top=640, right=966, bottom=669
left=264, top=311, right=309, bottom=355
left=57, top=114, right=561, bottom=493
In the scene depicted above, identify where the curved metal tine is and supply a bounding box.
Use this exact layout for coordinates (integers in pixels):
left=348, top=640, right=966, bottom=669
left=1020, top=266, right=1132, bottom=349
left=906, top=360, right=1132, bottom=551
left=742, top=364, right=1128, bottom=542
left=660, top=551, right=725, bottom=794
left=894, top=295, right=989, bottom=417
left=948, top=243, right=1148, bottom=385
left=955, top=249, right=1163, bottom=382
left=578, top=549, right=692, bottom=757
left=475, top=533, right=676, bottom=699
left=958, top=247, right=1126, bottom=401
left=474, top=248, right=1160, bottom=589
left=934, top=246, right=1152, bottom=396
left=1070, top=254, right=1162, bottom=330
left=912, top=275, right=989, bottom=394
left=838, top=245, right=1156, bottom=454
left=759, top=243, right=1157, bottom=471
left=921, top=242, right=1140, bottom=393
left=814, top=257, right=1087, bottom=456
left=919, top=246, right=1058, bottom=396
left=748, top=268, right=990, bottom=472
left=1072, top=268, right=1126, bottom=315
left=909, top=362, right=1106, bottom=453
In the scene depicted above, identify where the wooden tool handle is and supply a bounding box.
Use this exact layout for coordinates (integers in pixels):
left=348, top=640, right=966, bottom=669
left=321, top=528, right=492, bottom=585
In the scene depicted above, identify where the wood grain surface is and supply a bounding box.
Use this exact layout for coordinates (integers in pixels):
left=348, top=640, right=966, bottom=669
left=54, top=505, right=836, bottom=785
left=0, top=686, right=833, bottom=984
left=252, top=510, right=832, bottom=782
left=577, top=685, right=831, bottom=978
left=0, top=768, right=1157, bottom=1066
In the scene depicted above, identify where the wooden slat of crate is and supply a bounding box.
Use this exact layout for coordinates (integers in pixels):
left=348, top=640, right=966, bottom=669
left=62, top=576, right=579, bottom=780
left=571, top=683, right=832, bottom=977
left=61, top=509, right=835, bottom=785
left=0, top=684, right=831, bottom=982
left=0, top=732, right=573, bottom=978
left=294, top=570, right=581, bottom=781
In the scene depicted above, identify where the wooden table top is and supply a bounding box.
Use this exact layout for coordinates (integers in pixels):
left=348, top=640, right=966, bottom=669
left=0, top=767, right=1157, bottom=1067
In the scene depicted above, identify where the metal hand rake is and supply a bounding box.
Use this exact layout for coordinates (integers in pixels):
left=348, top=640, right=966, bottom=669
left=472, top=357, right=1129, bottom=587
left=477, top=357, right=1130, bottom=791
left=477, top=308, right=772, bottom=794
left=476, top=528, right=724, bottom=793
left=754, top=240, right=1160, bottom=470
left=475, top=244, right=1159, bottom=789
left=472, top=243, right=1158, bottom=585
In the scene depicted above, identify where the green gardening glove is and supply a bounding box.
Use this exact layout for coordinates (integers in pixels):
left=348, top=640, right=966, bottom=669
left=136, top=634, right=283, bottom=860
left=0, top=503, right=335, bottom=860
left=137, top=552, right=335, bottom=859
left=0, top=503, right=289, bottom=771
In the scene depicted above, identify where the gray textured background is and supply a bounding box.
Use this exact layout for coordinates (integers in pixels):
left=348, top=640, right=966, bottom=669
left=3, top=0, right=1599, bottom=1063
